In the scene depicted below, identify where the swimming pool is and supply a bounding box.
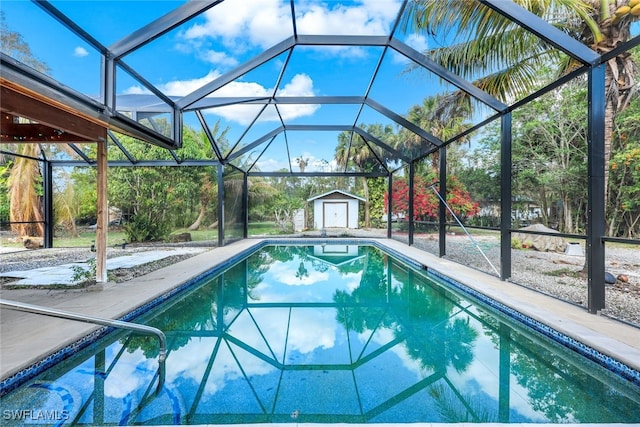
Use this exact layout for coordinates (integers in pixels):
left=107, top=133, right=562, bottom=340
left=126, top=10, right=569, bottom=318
left=1, top=242, right=639, bottom=424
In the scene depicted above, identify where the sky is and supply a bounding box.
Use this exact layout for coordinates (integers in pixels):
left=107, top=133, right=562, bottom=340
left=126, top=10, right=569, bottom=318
left=1, top=0, right=488, bottom=171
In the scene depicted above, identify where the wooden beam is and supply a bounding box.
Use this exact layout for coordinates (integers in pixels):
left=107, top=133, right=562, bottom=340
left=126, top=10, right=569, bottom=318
left=96, top=140, right=108, bottom=283
left=0, top=83, right=107, bottom=142
left=0, top=113, right=88, bottom=142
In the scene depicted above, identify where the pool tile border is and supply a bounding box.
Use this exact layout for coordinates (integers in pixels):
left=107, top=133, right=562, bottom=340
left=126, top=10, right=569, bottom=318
left=2, top=238, right=639, bottom=397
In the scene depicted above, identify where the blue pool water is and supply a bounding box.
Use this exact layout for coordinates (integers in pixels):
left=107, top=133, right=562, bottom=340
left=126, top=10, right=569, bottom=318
left=1, top=243, right=640, bottom=425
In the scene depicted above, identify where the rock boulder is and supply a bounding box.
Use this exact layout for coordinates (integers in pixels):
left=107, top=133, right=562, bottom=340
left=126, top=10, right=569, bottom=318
left=513, top=223, right=567, bottom=253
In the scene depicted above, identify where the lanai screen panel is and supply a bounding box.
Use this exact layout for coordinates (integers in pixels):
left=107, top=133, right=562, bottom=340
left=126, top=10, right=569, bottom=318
left=395, top=1, right=596, bottom=108
left=1, top=1, right=103, bottom=100
left=49, top=0, right=184, bottom=45
left=223, top=164, right=245, bottom=244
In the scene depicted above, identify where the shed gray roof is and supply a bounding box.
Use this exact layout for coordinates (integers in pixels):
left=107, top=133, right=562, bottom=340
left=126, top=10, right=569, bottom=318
left=307, top=189, right=366, bottom=202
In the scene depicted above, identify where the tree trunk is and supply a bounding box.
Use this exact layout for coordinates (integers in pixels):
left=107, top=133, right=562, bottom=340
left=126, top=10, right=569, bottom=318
left=8, top=146, right=44, bottom=238
left=362, top=177, right=370, bottom=228
left=562, top=194, right=573, bottom=233
left=603, top=76, right=615, bottom=204
left=188, top=205, right=206, bottom=230
left=538, top=187, right=550, bottom=226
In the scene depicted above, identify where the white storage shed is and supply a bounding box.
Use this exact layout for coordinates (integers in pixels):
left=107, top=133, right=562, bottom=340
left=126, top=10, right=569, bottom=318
left=307, top=190, right=365, bottom=229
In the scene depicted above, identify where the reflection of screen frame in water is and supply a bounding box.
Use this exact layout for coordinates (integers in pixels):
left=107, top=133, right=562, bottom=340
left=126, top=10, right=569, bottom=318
left=426, top=266, right=640, bottom=387
left=2, top=240, right=639, bottom=425
left=424, top=265, right=640, bottom=403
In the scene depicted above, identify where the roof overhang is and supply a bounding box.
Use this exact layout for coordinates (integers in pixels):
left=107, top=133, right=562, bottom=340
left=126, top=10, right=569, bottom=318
left=1, top=79, right=107, bottom=143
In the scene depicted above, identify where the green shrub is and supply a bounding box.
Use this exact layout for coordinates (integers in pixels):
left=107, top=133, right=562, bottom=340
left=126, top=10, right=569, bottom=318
left=123, top=215, right=172, bottom=242
left=71, top=258, right=96, bottom=285
left=511, top=237, right=523, bottom=249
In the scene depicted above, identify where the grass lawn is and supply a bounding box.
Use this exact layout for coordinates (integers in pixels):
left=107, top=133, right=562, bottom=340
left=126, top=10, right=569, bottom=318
left=248, top=221, right=288, bottom=236
left=1, top=229, right=219, bottom=249
left=1, top=223, right=287, bottom=249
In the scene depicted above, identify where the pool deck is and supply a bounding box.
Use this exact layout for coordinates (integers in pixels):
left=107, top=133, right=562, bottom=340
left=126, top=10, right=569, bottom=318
left=1, top=237, right=640, bottom=425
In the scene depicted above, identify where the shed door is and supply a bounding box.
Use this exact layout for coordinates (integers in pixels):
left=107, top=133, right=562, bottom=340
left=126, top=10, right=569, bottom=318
left=323, top=202, right=348, bottom=228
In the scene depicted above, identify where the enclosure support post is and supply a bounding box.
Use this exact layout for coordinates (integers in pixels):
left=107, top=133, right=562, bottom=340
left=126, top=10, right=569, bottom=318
left=587, top=63, right=606, bottom=313
left=102, top=55, right=115, bottom=111
left=43, top=160, right=53, bottom=248
left=243, top=172, right=248, bottom=239
left=439, top=146, right=447, bottom=257
left=217, top=164, right=224, bottom=247
left=96, top=140, right=108, bottom=283
left=500, top=113, right=512, bottom=281
left=387, top=173, right=393, bottom=239
left=408, top=161, right=415, bottom=245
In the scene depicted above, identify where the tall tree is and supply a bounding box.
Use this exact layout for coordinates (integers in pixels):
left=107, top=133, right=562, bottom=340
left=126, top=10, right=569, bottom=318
left=404, top=0, right=638, bottom=204
left=335, top=125, right=394, bottom=227
left=400, top=93, right=472, bottom=174
left=609, top=95, right=640, bottom=237
left=1, top=13, right=50, bottom=238
left=0, top=11, right=49, bottom=73
left=510, top=80, right=590, bottom=233
left=6, top=146, right=44, bottom=237
left=183, top=125, right=228, bottom=230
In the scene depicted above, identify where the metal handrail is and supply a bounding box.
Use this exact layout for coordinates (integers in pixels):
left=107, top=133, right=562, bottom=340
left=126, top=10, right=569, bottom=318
left=0, top=298, right=167, bottom=396
left=0, top=299, right=167, bottom=362
left=427, top=182, right=500, bottom=277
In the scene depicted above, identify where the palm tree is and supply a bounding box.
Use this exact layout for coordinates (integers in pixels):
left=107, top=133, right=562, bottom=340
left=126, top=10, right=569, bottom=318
left=335, top=129, right=389, bottom=227
left=404, top=0, right=638, bottom=203
left=6, top=144, right=45, bottom=238
left=400, top=93, right=473, bottom=175
left=294, top=156, right=309, bottom=173
left=1, top=14, right=51, bottom=240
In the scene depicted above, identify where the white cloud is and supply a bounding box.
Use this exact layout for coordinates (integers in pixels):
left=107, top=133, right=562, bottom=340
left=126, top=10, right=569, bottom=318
left=122, top=71, right=318, bottom=124
left=287, top=309, right=337, bottom=352
left=165, top=337, right=275, bottom=397
left=203, top=73, right=320, bottom=125
left=159, top=70, right=221, bottom=96
left=103, top=348, right=157, bottom=398
left=404, top=33, right=428, bottom=53
left=123, top=70, right=221, bottom=95
left=183, top=0, right=292, bottom=50
left=180, top=0, right=402, bottom=64
left=343, top=271, right=362, bottom=291
left=270, top=260, right=329, bottom=286
left=202, top=49, right=239, bottom=67
left=254, top=157, right=289, bottom=172
left=122, top=85, right=147, bottom=95
left=390, top=33, right=429, bottom=65
left=278, top=73, right=314, bottom=96
left=73, top=46, right=89, bottom=57
left=295, top=0, right=399, bottom=36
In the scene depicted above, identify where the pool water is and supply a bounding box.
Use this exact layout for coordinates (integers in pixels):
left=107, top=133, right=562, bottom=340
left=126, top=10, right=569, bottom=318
left=2, top=244, right=640, bottom=425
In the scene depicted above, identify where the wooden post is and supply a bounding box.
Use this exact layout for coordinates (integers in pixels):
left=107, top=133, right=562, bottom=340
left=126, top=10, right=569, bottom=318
left=96, top=140, right=108, bottom=282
